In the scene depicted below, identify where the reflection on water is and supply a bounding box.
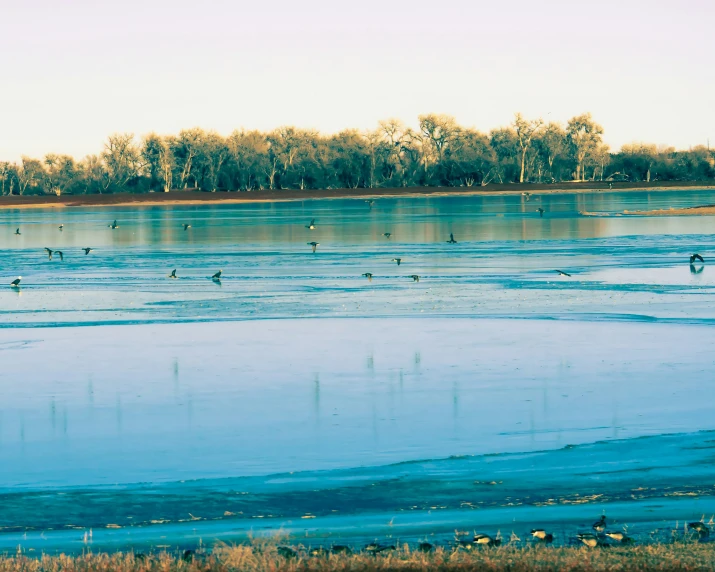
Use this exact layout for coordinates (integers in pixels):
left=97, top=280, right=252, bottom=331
left=1, top=318, right=714, bottom=489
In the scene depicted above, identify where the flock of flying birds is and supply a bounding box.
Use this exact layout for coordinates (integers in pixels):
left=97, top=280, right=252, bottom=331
left=6, top=207, right=708, bottom=288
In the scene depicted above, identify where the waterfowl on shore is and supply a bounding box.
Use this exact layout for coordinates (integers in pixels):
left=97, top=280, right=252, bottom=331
left=183, top=224, right=191, bottom=230
left=383, top=232, right=391, bottom=239
left=537, top=208, right=545, bottom=217
left=82, top=248, right=93, bottom=255
left=169, top=269, right=177, bottom=279
left=308, top=241, right=319, bottom=253
left=690, top=253, right=705, bottom=264
left=474, top=534, right=500, bottom=547
left=277, top=547, right=297, bottom=558
left=555, top=270, right=572, bottom=277
left=577, top=533, right=601, bottom=548
left=392, top=258, right=402, bottom=265
left=409, top=274, right=420, bottom=282
left=14, top=228, right=20, bottom=235
left=44, top=247, right=53, bottom=260
left=331, top=545, right=352, bottom=555
left=362, top=273, right=373, bottom=281
left=605, top=531, right=632, bottom=543
left=109, top=220, right=119, bottom=229
left=531, top=529, right=554, bottom=543
left=10, top=277, right=21, bottom=287
left=688, top=522, right=710, bottom=536
left=211, top=270, right=222, bottom=281
left=417, top=542, right=434, bottom=552
left=181, top=550, right=194, bottom=562
left=447, top=233, right=457, bottom=244
left=592, top=515, right=607, bottom=533
left=306, top=219, right=316, bottom=230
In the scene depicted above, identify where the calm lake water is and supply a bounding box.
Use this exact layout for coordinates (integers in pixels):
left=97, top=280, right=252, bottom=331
left=1, top=189, right=715, bottom=551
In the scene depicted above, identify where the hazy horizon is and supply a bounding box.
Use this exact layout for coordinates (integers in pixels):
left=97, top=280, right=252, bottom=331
left=1, top=0, right=713, bottom=162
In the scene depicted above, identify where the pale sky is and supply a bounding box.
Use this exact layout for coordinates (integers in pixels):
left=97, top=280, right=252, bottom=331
left=1, top=0, right=713, bottom=161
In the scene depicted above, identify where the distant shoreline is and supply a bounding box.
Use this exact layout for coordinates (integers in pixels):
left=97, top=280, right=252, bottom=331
left=1, top=181, right=714, bottom=210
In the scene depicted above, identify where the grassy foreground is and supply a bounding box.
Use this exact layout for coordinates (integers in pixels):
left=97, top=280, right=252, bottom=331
left=2, top=543, right=715, bottom=572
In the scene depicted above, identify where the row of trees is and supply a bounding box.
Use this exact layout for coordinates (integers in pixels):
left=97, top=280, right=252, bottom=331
left=2, top=114, right=714, bottom=196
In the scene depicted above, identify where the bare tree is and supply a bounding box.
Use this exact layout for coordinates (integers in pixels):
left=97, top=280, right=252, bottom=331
left=513, top=113, right=544, bottom=183
left=567, top=113, right=604, bottom=181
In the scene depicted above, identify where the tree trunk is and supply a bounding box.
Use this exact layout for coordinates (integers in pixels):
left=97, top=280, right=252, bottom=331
left=520, top=148, right=527, bottom=183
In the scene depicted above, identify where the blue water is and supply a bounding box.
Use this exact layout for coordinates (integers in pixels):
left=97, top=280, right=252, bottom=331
left=1, top=190, right=715, bottom=551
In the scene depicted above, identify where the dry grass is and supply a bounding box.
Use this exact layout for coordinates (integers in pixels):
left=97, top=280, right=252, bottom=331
left=2, top=543, right=715, bottom=572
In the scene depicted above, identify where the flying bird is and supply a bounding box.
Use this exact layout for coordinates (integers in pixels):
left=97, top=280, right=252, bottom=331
left=530, top=529, right=553, bottom=543
left=366, top=200, right=375, bottom=208
left=44, top=247, right=53, bottom=260
left=183, top=224, right=191, bottom=231
left=212, top=270, right=222, bottom=281
left=10, top=277, right=21, bottom=287
left=56, top=251, right=64, bottom=261
left=14, top=228, right=20, bottom=235
left=447, top=233, right=457, bottom=244
left=169, top=269, right=177, bottom=279
left=108, top=220, right=119, bottom=229
left=690, top=253, right=705, bottom=264
left=82, top=248, right=93, bottom=255
left=537, top=208, right=545, bottom=217
left=555, top=270, right=572, bottom=277
left=308, top=241, right=319, bottom=253
left=383, top=232, right=391, bottom=239
left=522, top=192, right=532, bottom=200
left=306, top=219, right=316, bottom=230
left=691, top=263, right=704, bottom=274
left=592, top=515, right=607, bottom=533
left=391, top=258, right=402, bottom=265
left=409, top=275, right=420, bottom=282
left=362, top=273, right=373, bottom=282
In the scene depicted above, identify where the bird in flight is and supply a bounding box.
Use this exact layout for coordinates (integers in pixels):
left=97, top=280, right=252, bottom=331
left=306, top=219, right=316, bottom=230
left=168, top=269, right=178, bottom=279
left=366, top=200, right=375, bottom=208
left=409, top=275, right=420, bottom=282
left=447, top=233, right=457, bottom=244
left=392, top=258, right=402, bottom=265
left=555, top=270, right=572, bottom=277
left=108, top=220, right=119, bottom=229
left=362, top=272, right=373, bottom=282
left=58, top=224, right=64, bottom=231
left=10, top=277, right=21, bottom=287
left=308, top=241, right=319, bottom=253
left=690, top=253, right=705, bottom=264
left=522, top=192, right=532, bottom=200
left=211, top=270, right=222, bottom=281
left=537, top=208, right=545, bottom=217
left=691, top=263, right=704, bottom=275
left=183, top=224, right=191, bottom=231
left=383, top=232, right=391, bottom=239
left=44, top=247, right=54, bottom=260
left=82, top=248, right=93, bottom=255
left=14, top=228, right=20, bottom=235
left=56, top=251, right=64, bottom=261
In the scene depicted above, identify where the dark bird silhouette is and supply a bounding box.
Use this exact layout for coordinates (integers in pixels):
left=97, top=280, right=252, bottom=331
left=306, top=219, right=316, bottom=230
left=308, top=241, right=319, bottom=253
left=108, top=220, right=119, bottom=229
left=383, top=232, right=391, bottom=239
left=212, top=270, right=222, bottom=281
left=530, top=529, right=554, bottom=543
left=391, top=258, right=402, bottom=265
left=44, top=247, right=53, bottom=260
left=447, top=233, right=457, bottom=244
left=56, top=251, right=63, bottom=261
left=522, top=192, right=532, bottom=200
left=169, top=269, right=177, bottom=279
left=592, top=515, right=607, bottom=533
left=10, top=277, right=21, bottom=287
left=688, top=522, right=710, bottom=537
left=82, top=248, right=93, bottom=255
left=366, top=200, right=375, bottom=208
left=691, top=263, right=704, bottom=274
left=577, top=533, right=601, bottom=548
left=331, top=545, right=352, bottom=555
left=409, top=275, right=420, bottom=282
left=537, top=208, right=545, bottom=217
left=58, top=224, right=64, bottom=231
left=417, top=542, right=434, bottom=552
left=14, top=228, right=20, bottom=235
left=555, top=270, right=572, bottom=277
left=362, top=273, right=373, bottom=282
left=183, top=224, right=191, bottom=230
left=181, top=550, right=194, bottom=562
left=690, top=253, right=705, bottom=264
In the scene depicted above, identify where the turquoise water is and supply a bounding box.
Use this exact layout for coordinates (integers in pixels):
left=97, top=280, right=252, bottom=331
left=1, top=189, right=715, bottom=551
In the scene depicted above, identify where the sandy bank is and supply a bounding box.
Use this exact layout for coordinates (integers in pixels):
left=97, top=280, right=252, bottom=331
left=1, top=181, right=714, bottom=210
